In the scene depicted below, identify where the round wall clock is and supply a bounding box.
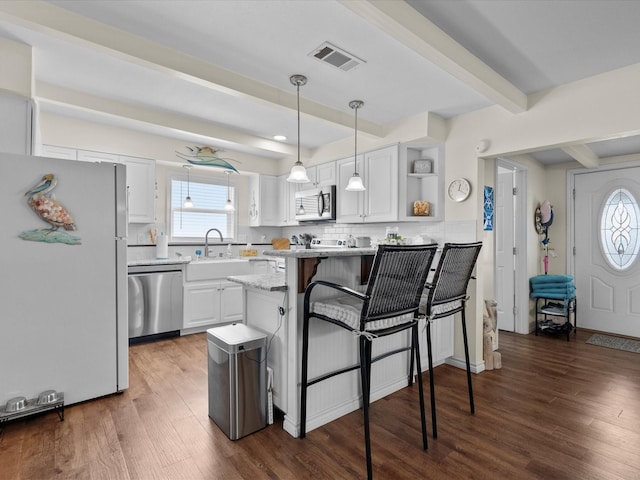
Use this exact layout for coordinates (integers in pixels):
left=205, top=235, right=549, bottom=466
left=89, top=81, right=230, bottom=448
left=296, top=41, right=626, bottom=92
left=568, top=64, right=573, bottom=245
left=448, top=178, right=471, bottom=202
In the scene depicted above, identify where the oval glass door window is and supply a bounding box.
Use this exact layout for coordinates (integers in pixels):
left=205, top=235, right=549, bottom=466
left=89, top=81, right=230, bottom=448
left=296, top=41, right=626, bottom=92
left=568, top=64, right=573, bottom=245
left=600, top=188, right=640, bottom=270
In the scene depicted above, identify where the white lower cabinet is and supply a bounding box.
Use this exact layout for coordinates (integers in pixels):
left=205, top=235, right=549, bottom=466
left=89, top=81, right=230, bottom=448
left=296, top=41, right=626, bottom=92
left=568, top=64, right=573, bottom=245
left=420, top=317, right=454, bottom=367
left=183, top=280, right=243, bottom=330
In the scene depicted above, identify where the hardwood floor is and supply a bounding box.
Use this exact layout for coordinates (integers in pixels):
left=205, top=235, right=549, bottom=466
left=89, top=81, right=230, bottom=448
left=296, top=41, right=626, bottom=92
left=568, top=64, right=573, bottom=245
left=2, top=328, right=640, bottom=479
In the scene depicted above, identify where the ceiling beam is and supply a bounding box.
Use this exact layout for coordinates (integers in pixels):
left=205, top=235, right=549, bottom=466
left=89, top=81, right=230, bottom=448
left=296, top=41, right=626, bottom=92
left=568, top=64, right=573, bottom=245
left=0, top=0, right=383, bottom=137
left=341, top=0, right=528, bottom=114
left=561, top=144, right=600, bottom=168
left=36, top=82, right=303, bottom=158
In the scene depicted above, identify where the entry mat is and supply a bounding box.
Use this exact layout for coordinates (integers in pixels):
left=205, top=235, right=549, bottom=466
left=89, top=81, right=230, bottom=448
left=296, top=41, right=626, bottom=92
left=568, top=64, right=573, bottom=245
left=586, top=333, right=640, bottom=353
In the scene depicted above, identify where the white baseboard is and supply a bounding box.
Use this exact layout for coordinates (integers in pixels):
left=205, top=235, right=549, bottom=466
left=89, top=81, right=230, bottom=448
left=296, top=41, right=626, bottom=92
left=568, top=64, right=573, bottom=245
left=445, top=355, right=485, bottom=374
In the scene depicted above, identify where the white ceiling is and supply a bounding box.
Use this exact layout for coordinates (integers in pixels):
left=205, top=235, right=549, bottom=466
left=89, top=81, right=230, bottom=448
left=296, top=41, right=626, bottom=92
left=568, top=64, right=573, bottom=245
left=1, top=0, right=640, bottom=164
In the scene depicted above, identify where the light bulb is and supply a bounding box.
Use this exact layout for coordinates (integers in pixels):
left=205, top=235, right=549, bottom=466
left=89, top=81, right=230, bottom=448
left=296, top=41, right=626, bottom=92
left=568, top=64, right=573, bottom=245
left=287, top=163, right=310, bottom=183
left=346, top=173, right=365, bottom=192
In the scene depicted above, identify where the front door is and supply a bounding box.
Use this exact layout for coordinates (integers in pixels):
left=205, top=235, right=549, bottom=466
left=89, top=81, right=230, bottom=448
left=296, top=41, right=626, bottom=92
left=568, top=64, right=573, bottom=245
left=574, top=166, right=640, bottom=337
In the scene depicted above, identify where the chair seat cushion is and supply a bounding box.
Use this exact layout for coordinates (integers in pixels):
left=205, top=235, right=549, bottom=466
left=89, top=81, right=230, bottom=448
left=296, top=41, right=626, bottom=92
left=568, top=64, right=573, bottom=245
left=311, top=294, right=414, bottom=332
left=418, top=292, right=463, bottom=317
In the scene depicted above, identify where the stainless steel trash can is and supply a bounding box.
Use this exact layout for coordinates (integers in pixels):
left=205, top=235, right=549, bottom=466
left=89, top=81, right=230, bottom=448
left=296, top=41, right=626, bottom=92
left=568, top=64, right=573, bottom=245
left=207, top=323, right=267, bottom=440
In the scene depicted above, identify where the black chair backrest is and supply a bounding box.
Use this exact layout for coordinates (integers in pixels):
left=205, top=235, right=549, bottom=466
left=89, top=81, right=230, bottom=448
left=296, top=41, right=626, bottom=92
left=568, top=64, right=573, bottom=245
left=362, top=244, right=439, bottom=325
left=426, top=242, right=483, bottom=312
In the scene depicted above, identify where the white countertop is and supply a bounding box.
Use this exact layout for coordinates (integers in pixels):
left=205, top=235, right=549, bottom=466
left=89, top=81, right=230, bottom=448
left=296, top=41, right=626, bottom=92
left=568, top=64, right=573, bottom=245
left=127, top=258, right=191, bottom=266
left=128, top=255, right=275, bottom=267
left=227, top=273, right=287, bottom=292
left=262, top=247, right=377, bottom=258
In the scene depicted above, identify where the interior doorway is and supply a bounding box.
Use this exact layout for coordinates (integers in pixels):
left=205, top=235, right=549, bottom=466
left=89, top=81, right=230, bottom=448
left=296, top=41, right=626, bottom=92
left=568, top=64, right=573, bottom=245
left=495, top=159, right=529, bottom=334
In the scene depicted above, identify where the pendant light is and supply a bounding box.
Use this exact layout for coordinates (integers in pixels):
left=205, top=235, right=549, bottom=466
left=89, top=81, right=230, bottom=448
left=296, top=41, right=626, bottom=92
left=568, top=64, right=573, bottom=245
left=346, top=100, right=365, bottom=192
left=183, top=164, right=194, bottom=207
left=297, top=195, right=305, bottom=215
left=224, top=170, right=235, bottom=211
left=286, top=74, right=310, bottom=183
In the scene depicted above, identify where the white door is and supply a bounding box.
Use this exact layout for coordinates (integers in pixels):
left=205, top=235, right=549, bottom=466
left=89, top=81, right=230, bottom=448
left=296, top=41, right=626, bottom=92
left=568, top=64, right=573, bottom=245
left=495, top=166, right=515, bottom=331
left=574, top=166, right=640, bottom=337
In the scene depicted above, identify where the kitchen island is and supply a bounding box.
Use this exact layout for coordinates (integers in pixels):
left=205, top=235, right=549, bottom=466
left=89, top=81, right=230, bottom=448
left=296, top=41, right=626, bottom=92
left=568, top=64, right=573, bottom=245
left=229, top=247, right=453, bottom=438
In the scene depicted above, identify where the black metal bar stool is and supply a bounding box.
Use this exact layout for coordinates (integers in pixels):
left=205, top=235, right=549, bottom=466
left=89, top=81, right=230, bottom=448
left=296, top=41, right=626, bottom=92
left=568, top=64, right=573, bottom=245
left=420, top=241, right=482, bottom=439
left=300, top=243, right=439, bottom=480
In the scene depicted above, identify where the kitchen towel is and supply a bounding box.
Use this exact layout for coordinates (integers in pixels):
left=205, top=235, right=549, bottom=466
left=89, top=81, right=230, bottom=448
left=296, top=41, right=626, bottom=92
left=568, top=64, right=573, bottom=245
left=156, top=233, right=169, bottom=259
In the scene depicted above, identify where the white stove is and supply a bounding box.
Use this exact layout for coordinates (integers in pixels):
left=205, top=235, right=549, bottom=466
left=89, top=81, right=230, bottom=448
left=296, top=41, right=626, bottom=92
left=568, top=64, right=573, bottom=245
left=309, top=238, right=349, bottom=249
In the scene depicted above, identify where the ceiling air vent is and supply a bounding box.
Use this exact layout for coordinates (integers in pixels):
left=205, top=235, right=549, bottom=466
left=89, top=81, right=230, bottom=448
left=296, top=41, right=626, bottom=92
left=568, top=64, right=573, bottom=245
left=309, top=42, right=365, bottom=72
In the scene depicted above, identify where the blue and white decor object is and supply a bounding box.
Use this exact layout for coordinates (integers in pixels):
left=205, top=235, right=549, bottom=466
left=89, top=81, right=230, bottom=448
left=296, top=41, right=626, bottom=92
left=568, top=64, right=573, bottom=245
left=483, top=186, right=494, bottom=231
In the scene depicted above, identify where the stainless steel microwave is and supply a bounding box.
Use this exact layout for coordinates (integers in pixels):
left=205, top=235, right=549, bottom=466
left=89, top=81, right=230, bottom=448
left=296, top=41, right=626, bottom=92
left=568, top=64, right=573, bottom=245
left=294, top=185, right=336, bottom=222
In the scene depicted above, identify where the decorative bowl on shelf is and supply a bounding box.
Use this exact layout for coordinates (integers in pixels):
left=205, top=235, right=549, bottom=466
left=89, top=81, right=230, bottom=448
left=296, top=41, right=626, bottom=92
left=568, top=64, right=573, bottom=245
left=412, top=159, right=432, bottom=174
left=5, top=396, right=27, bottom=412
left=37, top=390, right=60, bottom=405
left=413, top=201, right=430, bottom=216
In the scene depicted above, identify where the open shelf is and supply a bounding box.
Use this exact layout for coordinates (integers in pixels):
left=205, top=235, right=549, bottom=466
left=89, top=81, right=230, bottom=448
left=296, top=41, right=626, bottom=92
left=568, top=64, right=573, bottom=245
left=399, top=143, right=444, bottom=221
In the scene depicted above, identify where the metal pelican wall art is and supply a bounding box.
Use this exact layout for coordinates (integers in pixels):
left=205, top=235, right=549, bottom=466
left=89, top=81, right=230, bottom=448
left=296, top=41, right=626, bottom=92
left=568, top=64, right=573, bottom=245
left=20, top=174, right=81, bottom=245
left=175, top=146, right=241, bottom=172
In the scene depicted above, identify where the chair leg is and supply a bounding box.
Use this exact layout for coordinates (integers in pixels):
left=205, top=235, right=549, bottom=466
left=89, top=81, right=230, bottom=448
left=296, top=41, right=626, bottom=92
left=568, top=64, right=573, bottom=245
left=460, top=309, right=475, bottom=414
left=408, top=328, right=415, bottom=387
left=412, top=324, right=428, bottom=450
left=300, top=312, right=311, bottom=438
left=426, top=319, right=437, bottom=439
left=359, top=336, right=373, bottom=480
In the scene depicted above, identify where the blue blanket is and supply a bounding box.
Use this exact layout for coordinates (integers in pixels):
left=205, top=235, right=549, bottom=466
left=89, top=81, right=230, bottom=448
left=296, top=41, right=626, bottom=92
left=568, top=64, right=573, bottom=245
left=530, top=274, right=574, bottom=285
left=530, top=275, right=576, bottom=314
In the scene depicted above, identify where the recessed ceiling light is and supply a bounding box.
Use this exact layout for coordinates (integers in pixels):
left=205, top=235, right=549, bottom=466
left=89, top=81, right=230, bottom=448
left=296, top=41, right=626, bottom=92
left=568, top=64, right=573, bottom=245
left=273, top=135, right=287, bottom=141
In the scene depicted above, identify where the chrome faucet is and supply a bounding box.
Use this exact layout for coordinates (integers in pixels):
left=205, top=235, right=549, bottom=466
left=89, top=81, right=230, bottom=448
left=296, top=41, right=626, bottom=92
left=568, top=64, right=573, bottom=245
left=205, top=228, right=224, bottom=257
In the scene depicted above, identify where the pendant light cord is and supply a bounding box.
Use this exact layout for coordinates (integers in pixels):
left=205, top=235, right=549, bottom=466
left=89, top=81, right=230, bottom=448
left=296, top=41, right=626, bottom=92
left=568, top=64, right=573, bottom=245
left=349, top=100, right=364, bottom=175
left=354, top=105, right=358, bottom=174
left=297, top=81, right=301, bottom=166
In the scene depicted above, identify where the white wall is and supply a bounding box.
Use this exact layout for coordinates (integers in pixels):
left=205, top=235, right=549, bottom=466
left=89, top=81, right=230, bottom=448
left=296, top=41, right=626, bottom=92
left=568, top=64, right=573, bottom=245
left=440, top=62, right=640, bottom=361
left=37, top=61, right=640, bottom=370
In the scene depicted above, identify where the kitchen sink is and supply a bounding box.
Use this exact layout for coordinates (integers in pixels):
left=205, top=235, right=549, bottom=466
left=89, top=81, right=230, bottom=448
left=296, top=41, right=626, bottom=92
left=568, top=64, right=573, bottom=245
left=185, top=258, right=251, bottom=281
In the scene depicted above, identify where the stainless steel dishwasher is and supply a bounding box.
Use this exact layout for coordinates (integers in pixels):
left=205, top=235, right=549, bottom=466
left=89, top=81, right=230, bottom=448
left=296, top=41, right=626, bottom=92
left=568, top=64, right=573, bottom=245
left=128, top=263, right=184, bottom=341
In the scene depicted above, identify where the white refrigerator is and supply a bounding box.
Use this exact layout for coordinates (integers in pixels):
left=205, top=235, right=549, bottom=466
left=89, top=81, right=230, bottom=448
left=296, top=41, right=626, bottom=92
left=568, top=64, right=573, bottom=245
left=0, top=152, right=128, bottom=407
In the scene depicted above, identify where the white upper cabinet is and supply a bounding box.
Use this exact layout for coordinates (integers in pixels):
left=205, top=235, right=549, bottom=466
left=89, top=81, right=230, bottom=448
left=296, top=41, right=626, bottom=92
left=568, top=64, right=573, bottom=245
left=336, top=154, right=363, bottom=222
left=41, top=145, right=77, bottom=161
left=363, top=145, right=398, bottom=223
left=337, top=144, right=398, bottom=223
left=278, top=174, right=298, bottom=226
left=0, top=91, right=32, bottom=155
left=42, top=146, right=156, bottom=224
left=120, top=155, right=156, bottom=224
left=307, top=161, right=336, bottom=188
left=77, top=150, right=119, bottom=163
left=248, top=174, right=280, bottom=226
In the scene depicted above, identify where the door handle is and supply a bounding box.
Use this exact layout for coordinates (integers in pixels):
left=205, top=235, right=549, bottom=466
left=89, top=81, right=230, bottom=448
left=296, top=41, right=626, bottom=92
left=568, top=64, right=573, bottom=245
left=317, top=191, right=325, bottom=216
